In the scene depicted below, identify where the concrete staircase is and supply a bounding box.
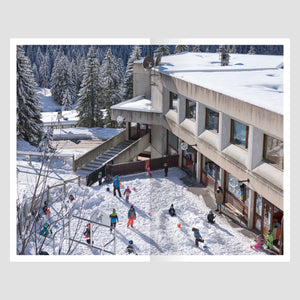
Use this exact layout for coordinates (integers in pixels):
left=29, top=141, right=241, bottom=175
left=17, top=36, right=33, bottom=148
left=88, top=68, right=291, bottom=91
left=79, top=140, right=134, bottom=175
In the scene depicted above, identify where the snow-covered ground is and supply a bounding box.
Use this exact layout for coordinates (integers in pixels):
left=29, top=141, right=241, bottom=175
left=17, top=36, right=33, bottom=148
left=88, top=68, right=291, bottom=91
left=14, top=88, right=273, bottom=261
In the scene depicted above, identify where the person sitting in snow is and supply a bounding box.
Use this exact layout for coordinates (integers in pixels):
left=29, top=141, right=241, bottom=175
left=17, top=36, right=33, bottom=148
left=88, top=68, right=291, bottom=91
left=124, top=186, right=131, bottom=203
left=39, top=222, right=52, bottom=237
left=113, top=176, right=122, bottom=197
left=169, top=204, right=176, bottom=217
left=251, top=234, right=264, bottom=250
left=68, top=195, right=75, bottom=202
left=83, top=223, right=91, bottom=244
left=192, top=227, right=204, bottom=247
left=207, top=210, right=216, bottom=224
left=126, top=240, right=138, bottom=255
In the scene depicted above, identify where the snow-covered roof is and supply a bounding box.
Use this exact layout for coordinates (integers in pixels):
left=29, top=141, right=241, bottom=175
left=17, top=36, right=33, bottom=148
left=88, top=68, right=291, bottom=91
left=155, top=52, right=284, bottom=115
left=111, top=96, right=160, bottom=113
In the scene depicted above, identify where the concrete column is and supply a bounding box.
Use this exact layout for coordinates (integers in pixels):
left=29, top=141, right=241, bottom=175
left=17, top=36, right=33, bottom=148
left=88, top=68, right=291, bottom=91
left=247, top=188, right=255, bottom=229
left=247, top=126, right=263, bottom=170
left=178, top=138, right=183, bottom=168
left=178, top=96, right=186, bottom=124
left=218, top=112, right=231, bottom=151
left=196, top=151, right=201, bottom=183
left=151, top=125, right=167, bottom=159
left=196, top=102, right=206, bottom=136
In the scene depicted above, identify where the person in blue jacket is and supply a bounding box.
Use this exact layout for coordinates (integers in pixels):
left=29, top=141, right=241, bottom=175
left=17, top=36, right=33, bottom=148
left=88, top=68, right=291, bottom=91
left=113, top=176, right=122, bottom=197
left=192, top=227, right=204, bottom=247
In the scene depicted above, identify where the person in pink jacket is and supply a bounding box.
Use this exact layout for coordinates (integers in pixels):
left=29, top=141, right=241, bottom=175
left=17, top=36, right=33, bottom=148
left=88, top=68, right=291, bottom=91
left=124, top=186, right=131, bottom=203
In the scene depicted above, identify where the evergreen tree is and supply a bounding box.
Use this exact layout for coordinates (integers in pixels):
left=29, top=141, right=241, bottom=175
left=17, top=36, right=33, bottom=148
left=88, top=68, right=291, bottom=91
left=174, top=45, right=189, bottom=54
left=154, top=45, right=170, bottom=56
left=40, top=49, right=51, bottom=88
left=62, top=88, right=73, bottom=111
left=191, top=45, right=200, bottom=52
left=51, top=54, right=73, bottom=105
left=38, top=127, right=56, bottom=153
left=100, top=48, right=124, bottom=127
left=17, top=46, right=43, bottom=146
left=123, top=45, right=142, bottom=100
left=76, top=46, right=103, bottom=127
left=248, top=46, right=256, bottom=55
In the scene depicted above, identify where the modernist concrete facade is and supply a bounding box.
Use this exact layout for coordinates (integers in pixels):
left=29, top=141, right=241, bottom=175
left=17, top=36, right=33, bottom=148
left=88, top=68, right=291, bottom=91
left=111, top=52, right=284, bottom=252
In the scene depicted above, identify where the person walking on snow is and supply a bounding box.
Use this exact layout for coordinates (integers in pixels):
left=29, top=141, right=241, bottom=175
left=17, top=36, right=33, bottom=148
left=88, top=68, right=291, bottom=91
left=126, top=240, right=138, bottom=255
left=215, top=186, right=223, bottom=214
left=109, top=209, right=119, bottom=233
left=83, top=223, right=91, bottom=244
left=192, top=227, right=204, bottom=247
left=113, top=176, right=122, bottom=197
left=127, top=205, right=136, bottom=228
left=124, top=186, right=131, bottom=203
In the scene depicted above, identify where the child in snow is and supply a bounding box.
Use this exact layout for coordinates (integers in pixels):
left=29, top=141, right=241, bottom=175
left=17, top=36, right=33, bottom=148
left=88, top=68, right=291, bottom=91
left=113, top=176, right=122, bottom=197
left=109, top=209, right=119, bottom=233
left=68, top=195, right=75, bottom=202
left=127, top=205, right=136, bottom=228
left=164, top=162, right=168, bottom=177
left=104, top=174, right=113, bottom=184
left=39, top=222, right=52, bottom=237
left=207, top=210, right=216, bottom=224
left=251, top=234, right=264, bottom=250
left=83, top=223, right=91, bottom=244
left=123, top=186, right=131, bottom=203
left=267, top=229, right=274, bottom=250
left=42, top=201, right=50, bottom=215
left=126, top=240, right=138, bottom=255
left=146, top=164, right=152, bottom=178
left=98, top=171, right=103, bottom=185
left=169, top=204, right=176, bottom=217
left=192, top=227, right=204, bottom=247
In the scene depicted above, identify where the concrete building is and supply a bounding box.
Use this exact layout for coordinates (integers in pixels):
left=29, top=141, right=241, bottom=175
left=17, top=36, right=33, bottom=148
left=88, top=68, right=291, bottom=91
left=111, top=52, right=284, bottom=252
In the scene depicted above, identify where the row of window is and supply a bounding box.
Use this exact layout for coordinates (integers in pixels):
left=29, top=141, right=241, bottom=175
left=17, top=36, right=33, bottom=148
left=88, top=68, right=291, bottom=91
left=169, top=91, right=283, bottom=169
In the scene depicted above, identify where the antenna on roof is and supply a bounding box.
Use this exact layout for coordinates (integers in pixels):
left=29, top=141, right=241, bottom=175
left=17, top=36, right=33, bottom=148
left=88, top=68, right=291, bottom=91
left=143, top=55, right=155, bottom=70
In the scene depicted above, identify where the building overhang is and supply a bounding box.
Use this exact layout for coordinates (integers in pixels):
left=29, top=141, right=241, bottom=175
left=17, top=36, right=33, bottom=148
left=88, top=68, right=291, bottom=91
left=111, top=95, right=163, bottom=125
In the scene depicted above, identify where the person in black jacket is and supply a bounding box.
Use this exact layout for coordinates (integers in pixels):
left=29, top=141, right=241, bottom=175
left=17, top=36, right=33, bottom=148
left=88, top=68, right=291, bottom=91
left=164, top=162, right=168, bottom=177
left=126, top=240, right=137, bottom=255
left=207, top=210, right=216, bottom=224
left=169, top=204, right=176, bottom=217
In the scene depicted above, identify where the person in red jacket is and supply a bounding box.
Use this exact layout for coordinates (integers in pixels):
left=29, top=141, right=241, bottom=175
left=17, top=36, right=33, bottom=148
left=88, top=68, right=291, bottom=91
left=127, top=205, right=136, bottom=228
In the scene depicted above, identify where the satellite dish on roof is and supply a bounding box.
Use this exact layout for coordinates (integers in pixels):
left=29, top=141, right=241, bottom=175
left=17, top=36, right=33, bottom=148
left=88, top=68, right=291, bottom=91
left=154, top=53, right=163, bottom=66
left=143, top=55, right=155, bottom=70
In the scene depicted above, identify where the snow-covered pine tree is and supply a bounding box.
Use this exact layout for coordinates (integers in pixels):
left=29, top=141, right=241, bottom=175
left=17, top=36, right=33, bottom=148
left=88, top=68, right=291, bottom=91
left=40, top=49, right=51, bottom=88
left=50, top=54, right=72, bottom=105
left=38, top=127, right=56, bottom=153
left=123, top=45, right=142, bottom=100
left=62, top=88, right=73, bottom=111
left=174, top=45, right=189, bottom=54
left=154, top=45, right=170, bottom=57
left=76, top=46, right=103, bottom=128
left=100, top=48, right=124, bottom=127
left=191, top=45, right=200, bottom=52
left=17, top=46, right=43, bottom=146
left=248, top=46, right=256, bottom=55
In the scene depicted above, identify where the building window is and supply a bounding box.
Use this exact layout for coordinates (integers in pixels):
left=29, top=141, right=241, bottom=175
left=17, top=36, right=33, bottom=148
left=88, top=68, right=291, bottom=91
left=182, top=145, right=197, bottom=176
left=167, top=130, right=178, bottom=155
left=263, top=134, right=283, bottom=169
left=227, top=173, right=249, bottom=205
left=205, top=108, right=219, bottom=133
left=169, top=92, right=178, bottom=111
left=185, top=99, right=196, bottom=120
left=231, top=119, right=249, bottom=148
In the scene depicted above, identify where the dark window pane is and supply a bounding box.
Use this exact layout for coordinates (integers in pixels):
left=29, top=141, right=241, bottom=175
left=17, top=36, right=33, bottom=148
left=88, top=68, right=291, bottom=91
left=206, top=108, right=219, bottom=132
left=186, top=99, right=196, bottom=120
left=232, top=120, right=248, bottom=148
